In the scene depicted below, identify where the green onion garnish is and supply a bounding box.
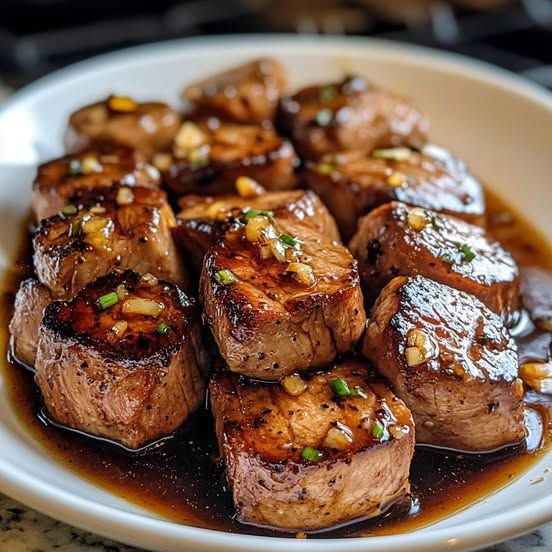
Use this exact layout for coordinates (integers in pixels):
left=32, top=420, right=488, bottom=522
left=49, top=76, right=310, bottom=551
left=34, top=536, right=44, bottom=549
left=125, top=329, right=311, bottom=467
left=214, top=269, right=238, bottom=286
left=280, top=234, right=299, bottom=247
left=372, top=147, right=412, bottom=161
left=440, top=253, right=454, bottom=266
left=317, top=162, right=334, bottom=175
left=372, top=420, right=384, bottom=440
left=156, top=322, right=171, bottom=335
left=319, top=85, right=337, bottom=103
left=61, top=204, right=77, bottom=216
left=66, top=159, right=82, bottom=177
left=458, top=243, right=476, bottom=262
left=242, top=209, right=274, bottom=224
left=315, top=108, right=332, bottom=126
left=329, top=377, right=352, bottom=398
left=97, top=291, right=119, bottom=310
left=301, top=446, right=323, bottom=463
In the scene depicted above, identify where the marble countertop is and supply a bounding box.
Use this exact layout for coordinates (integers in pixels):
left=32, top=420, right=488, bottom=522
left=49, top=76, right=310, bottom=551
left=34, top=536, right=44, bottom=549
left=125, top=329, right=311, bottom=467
left=0, top=493, right=549, bottom=552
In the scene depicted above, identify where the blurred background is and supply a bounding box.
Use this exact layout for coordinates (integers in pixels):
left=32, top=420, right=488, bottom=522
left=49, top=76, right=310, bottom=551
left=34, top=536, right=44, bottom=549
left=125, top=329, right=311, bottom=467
left=1, top=0, right=551, bottom=96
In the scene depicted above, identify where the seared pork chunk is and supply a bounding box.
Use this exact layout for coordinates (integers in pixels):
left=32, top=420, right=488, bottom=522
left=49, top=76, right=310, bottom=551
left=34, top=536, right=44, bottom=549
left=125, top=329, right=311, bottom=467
left=210, top=359, right=415, bottom=531
left=305, top=145, right=485, bottom=240
left=65, top=96, right=181, bottom=158
left=363, top=276, right=525, bottom=452
left=175, top=189, right=340, bottom=270
left=277, top=75, right=428, bottom=160
left=35, top=270, right=208, bottom=449
left=201, top=214, right=365, bottom=380
left=33, top=184, right=188, bottom=297
left=183, top=58, right=287, bottom=124
left=9, top=279, right=53, bottom=368
left=349, top=202, right=520, bottom=323
left=161, top=119, right=298, bottom=196
left=33, top=147, right=160, bottom=221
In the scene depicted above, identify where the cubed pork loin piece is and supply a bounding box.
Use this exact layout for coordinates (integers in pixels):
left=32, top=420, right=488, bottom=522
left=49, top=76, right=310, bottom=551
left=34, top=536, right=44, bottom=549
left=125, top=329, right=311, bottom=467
left=35, top=270, right=208, bottom=449
left=33, top=147, right=160, bottom=222
left=210, top=358, right=415, bottom=531
left=65, top=96, right=181, bottom=159
left=277, top=75, right=428, bottom=160
left=349, top=202, right=520, bottom=324
left=33, top=184, right=188, bottom=298
left=304, top=145, right=485, bottom=240
left=182, top=58, right=287, bottom=124
left=200, top=214, right=366, bottom=380
left=160, top=119, right=298, bottom=196
left=174, top=189, right=340, bottom=270
left=363, top=275, right=525, bottom=452
left=9, top=279, right=53, bottom=368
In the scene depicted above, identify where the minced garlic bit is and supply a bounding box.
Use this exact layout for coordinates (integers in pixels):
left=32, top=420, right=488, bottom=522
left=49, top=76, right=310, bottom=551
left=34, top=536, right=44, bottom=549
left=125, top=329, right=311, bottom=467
left=281, top=374, right=308, bottom=396
left=81, top=216, right=112, bottom=249
left=205, top=201, right=230, bottom=221
left=90, top=205, right=107, bottom=214
left=152, top=152, right=173, bottom=172
left=245, top=215, right=272, bottom=243
left=108, top=95, right=138, bottom=113
left=387, top=171, right=407, bottom=188
left=122, top=298, right=165, bottom=317
left=407, top=207, right=428, bottom=231
left=235, top=176, right=266, bottom=198
left=116, top=186, right=134, bottom=206
left=405, top=328, right=438, bottom=367
left=80, top=156, right=103, bottom=175
left=286, top=262, right=316, bottom=286
left=111, top=320, right=128, bottom=338
left=389, top=424, right=410, bottom=440
left=116, top=284, right=129, bottom=300
left=175, top=121, right=206, bottom=151
left=520, top=361, right=552, bottom=394
left=322, top=422, right=353, bottom=450
left=372, top=147, right=412, bottom=161
left=141, top=273, right=159, bottom=288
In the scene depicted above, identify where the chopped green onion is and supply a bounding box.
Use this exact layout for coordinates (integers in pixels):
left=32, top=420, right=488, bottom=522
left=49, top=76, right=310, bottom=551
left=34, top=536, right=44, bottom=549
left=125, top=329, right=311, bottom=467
left=244, top=208, right=274, bottom=220
left=97, top=291, right=119, bottom=310
left=458, top=243, right=476, bottom=262
left=214, top=269, right=238, bottom=286
left=317, top=162, right=334, bottom=175
left=280, top=234, right=299, bottom=247
left=61, top=204, right=77, bottom=216
left=372, top=420, right=384, bottom=440
left=329, top=377, right=352, bottom=398
left=440, top=253, right=454, bottom=266
left=315, top=108, right=332, bottom=126
left=156, top=322, right=171, bottom=335
left=301, top=446, right=323, bottom=463
left=319, top=85, right=337, bottom=103
left=66, top=159, right=82, bottom=177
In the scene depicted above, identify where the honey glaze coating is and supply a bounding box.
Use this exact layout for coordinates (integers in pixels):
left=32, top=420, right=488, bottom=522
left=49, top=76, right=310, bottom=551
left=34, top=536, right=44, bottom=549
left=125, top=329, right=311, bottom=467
left=364, top=275, right=526, bottom=452
left=210, top=358, right=415, bottom=531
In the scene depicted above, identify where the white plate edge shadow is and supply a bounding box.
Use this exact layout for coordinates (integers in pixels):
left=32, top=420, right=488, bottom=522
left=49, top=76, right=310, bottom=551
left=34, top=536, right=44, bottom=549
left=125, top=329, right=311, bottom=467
left=0, top=34, right=551, bottom=552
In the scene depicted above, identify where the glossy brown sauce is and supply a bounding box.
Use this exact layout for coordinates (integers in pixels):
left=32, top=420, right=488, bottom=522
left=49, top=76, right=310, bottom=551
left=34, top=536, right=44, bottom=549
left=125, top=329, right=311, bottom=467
left=2, top=189, right=552, bottom=538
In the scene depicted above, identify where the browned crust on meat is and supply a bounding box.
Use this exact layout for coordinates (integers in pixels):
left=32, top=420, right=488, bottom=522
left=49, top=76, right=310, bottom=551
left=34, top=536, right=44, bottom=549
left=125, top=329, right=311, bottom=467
left=65, top=99, right=181, bottom=158
left=210, top=359, right=414, bottom=531
left=35, top=270, right=208, bottom=449
left=174, top=190, right=341, bottom=270
left=32, top=147, right=160, bottom=222
left=304, top=146, right=485, bottom=240
left=164, top=121, right=298, bottom=196
left=183, top=58, right=287, bottom=124
left=200, top=219, right=366, bottom=379
left=33, top=184, right=188, bottom=297
left=277, top=75, right=428, bottom=160
left=349, top=202, right=520, bottom=323
left=363, top=275, right=526, bottom=452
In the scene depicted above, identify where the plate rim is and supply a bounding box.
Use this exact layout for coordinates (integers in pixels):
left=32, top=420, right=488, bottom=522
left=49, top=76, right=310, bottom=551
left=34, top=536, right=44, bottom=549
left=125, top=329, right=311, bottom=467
left=1, top=33, right=552, bottom=552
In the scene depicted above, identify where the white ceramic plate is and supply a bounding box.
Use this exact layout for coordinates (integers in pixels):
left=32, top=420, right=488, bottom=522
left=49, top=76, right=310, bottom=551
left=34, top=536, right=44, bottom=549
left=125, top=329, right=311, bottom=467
left=0, top=35, right=551, bottom=552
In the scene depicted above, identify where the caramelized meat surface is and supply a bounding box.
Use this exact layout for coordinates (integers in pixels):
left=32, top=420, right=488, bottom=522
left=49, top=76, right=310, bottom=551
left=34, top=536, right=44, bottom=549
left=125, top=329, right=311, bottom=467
left=210, top=358, right=415, bottom=531
left=349, top=202, right=520, bottom=323
left=33, top=184, right=188, bottom=297
left=65, top=96, right=181, bottom=158
left=9, top=279, right=53, bottom=368
left=201, top=216, right=366, bottom=380
left=305, top=145, right=485, bottom=240
left=33, top=147, right=160, bottom=221
left=35, top=270, right=208, bottom=449
left=175, top=189, right=340, bottom=270
left=162, top=120, right=298, bottom=196
left=183, top=58, right=286, bottom=124
left=363, top=276, right=525, bottom=452
left=277, top=75, right=428, bottom=160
